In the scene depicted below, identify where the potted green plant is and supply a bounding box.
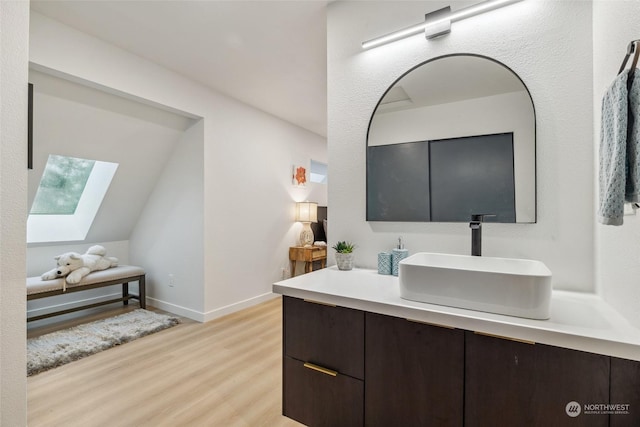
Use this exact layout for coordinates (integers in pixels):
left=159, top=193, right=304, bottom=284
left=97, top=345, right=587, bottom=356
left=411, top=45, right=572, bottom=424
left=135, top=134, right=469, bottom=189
left=332, top=241, right=356, bottom=271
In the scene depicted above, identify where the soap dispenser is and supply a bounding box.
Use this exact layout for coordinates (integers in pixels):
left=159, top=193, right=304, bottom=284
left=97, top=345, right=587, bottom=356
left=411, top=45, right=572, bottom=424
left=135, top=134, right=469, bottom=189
left=391, top=236, right=409, bottom=276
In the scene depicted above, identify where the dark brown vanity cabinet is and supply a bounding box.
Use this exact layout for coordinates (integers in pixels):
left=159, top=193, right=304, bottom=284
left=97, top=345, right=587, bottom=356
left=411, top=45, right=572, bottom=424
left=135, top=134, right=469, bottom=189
left=282, top=296, right=364, bottom=427
left=282, top=296, right=640, bottom=426
left=610, top=357, right=640, bottom=427
left=465, top=331, right=610, bottom=426
left=365, top=313, right=464, bottom=427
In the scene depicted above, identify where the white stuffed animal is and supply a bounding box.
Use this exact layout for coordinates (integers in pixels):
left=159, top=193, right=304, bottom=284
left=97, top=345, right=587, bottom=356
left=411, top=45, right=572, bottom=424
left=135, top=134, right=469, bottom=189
left=41, top=245, right=118, bottom=284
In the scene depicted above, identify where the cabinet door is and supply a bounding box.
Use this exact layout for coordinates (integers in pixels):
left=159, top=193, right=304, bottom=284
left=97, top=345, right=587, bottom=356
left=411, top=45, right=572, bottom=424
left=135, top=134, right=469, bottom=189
left=610, top=357, right=640, bottom=427
left=466, top=331, right=610, bottom=426
left=283, top=356, right=363, bottom=427
left=465, top=331, right=537, bottom=426
left=284, top=296, right=364, bottom=379
left=365, top=312, right=464, bottom=427
left=534, top=343, right=609, bottom=426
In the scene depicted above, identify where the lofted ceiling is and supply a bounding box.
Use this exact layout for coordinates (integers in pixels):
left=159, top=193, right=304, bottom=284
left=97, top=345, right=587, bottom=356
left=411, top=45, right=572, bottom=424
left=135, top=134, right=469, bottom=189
left=30, top=0, right=328, bottom=137
left=378, top=55, right=528, bottom=113
left=28, top=69, right=194, bottom=245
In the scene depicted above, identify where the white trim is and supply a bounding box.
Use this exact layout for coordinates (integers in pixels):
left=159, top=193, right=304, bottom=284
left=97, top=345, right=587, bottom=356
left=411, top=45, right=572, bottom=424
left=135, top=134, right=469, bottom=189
left=27, top=292, right=280, bottom=326
left=145, top=297, right=205, bottom=322
left=27, top=290, right=120, bottom=317
left=149, top=292, right=279, bottom=323
left=28, top=160, right=119, bottom=243
left=203, top=292, right=279, bottom=323
left=27, top=290, right=124, bottom=327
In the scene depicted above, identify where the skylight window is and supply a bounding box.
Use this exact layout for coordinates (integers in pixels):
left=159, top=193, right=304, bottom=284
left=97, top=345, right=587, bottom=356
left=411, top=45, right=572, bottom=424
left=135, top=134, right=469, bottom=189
left=30, top=155, right=95, bottom=215
left=27, top=155, right=118, bottom=243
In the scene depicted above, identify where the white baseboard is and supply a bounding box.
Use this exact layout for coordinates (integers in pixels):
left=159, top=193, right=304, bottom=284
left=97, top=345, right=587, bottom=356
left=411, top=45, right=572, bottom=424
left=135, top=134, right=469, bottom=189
left=27, top=292, right=122, bottom=318
left=145, top=297, right=205, bottom=322
left=203, top=292, right=279, bottom=323
left=27, top=292, right=280, bottom=325
left=146, top=292, right=278, bottom=323
left=27, top=292, right=131, bottom=327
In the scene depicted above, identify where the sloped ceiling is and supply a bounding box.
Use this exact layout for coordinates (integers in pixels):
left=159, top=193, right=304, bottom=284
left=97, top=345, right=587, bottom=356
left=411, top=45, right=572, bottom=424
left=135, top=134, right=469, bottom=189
left=28, top=70, right=196, bottom=245
left=30, top=0, right=328, bottom=137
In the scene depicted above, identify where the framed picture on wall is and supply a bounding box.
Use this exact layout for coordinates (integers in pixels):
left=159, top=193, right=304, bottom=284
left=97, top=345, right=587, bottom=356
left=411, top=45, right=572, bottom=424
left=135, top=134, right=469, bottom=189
left=292, top=164, right=308, bottom=187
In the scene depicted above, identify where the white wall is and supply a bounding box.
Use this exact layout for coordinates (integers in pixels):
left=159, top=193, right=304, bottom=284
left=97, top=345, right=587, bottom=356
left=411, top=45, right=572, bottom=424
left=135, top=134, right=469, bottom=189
left=328, top=0, right=594, bottom=291
left=29, top=11, right=327, bottom=322
left=0, top=1, right=28, bottom=425
left=130, top=120, right=205, bottom=318
left=202, top=101, right=328, bottom=318
left=593, top=0, right=640, bottom=327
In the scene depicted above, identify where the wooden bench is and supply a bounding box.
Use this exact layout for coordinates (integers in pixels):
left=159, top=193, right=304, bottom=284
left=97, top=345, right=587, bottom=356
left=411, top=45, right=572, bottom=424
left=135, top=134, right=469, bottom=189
left=27, top=265, right=146, bottom=322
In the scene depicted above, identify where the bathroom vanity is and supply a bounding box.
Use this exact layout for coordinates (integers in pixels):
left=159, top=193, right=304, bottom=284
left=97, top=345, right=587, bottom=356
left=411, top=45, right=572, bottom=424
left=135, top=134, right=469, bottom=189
left=274, top=267, right=640, bottom=427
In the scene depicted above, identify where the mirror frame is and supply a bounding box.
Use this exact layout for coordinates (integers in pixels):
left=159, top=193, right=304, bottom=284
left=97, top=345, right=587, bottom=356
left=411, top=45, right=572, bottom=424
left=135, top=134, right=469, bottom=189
left=366, top=53, right=537, bottom=223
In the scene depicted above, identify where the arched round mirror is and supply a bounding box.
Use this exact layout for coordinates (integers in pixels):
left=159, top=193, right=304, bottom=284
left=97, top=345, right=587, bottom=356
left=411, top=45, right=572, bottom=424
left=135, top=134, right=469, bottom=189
left=366, top=54, right=535, bottom=223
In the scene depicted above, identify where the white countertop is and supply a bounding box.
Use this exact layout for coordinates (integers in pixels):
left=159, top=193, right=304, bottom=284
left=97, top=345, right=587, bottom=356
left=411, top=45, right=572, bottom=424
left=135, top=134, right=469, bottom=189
left=273, top=266, right=640, bottom=361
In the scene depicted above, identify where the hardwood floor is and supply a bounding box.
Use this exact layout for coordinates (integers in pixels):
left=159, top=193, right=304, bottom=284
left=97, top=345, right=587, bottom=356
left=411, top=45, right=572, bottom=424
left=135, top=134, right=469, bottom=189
left=27, top=297, right=302, bottom=427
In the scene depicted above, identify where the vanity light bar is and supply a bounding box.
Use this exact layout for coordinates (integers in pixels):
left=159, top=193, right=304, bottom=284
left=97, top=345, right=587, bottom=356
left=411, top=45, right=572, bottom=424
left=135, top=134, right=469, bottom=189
left=362, top=0, right=524, bottom=50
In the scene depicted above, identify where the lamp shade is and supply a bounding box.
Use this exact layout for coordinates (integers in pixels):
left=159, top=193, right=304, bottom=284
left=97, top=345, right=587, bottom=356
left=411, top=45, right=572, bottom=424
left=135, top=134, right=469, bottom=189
left=295, top=201, right=318, bottom=223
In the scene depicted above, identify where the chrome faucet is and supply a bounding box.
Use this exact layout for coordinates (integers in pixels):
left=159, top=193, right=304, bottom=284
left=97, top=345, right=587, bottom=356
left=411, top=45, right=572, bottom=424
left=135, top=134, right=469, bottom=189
left=469, top=214, right=495, bottom=256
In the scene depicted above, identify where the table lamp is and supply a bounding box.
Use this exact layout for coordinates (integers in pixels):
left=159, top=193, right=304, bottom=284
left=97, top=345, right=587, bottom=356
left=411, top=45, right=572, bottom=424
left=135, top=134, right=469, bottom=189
left=295, top=201, right=318, bottom=247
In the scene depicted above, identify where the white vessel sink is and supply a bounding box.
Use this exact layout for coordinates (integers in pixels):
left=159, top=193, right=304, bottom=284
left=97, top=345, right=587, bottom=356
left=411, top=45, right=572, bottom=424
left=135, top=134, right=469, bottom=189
left=399, top=252, right=552, bottom=320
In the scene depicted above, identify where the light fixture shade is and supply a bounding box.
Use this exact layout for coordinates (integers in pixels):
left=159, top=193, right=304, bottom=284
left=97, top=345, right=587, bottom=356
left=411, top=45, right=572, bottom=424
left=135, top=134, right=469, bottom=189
left=295, top=201, right=318, bottom=223
left=362, top=0, right=524, bottom=50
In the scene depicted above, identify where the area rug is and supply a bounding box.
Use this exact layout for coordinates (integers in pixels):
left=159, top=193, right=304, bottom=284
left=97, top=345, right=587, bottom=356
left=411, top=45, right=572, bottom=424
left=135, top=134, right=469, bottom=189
left=27, top=309, right=180, bottom=376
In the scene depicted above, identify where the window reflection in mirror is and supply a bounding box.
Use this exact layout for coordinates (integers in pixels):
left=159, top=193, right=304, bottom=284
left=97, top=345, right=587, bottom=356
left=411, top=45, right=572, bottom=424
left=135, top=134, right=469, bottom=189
left=310, top=159, right=328, bottom=184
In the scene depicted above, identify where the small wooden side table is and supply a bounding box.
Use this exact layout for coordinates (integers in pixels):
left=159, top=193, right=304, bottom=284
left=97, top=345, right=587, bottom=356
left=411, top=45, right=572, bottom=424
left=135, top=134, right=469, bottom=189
left=289, top=246, right=327, bottom=277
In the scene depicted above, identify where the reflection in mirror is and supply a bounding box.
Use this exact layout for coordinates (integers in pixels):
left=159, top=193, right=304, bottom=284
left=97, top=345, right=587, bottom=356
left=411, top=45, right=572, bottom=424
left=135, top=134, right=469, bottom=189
left=366, top=54, right=535, bottom=223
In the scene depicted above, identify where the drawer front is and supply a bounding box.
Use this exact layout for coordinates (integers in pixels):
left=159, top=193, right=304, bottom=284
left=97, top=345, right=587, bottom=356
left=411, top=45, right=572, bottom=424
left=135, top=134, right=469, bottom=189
left=284, top=296, right=364, bottom=379
left=310, top=248, right=327, bottom=261
left=283, top=356, right=364, bottom=427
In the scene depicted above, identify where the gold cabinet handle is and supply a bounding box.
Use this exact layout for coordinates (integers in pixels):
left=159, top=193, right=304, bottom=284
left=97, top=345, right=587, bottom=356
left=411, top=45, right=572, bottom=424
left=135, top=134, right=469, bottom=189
left=303, top=299, right=336, bottom=307
left=303, top=362, right=338, bottom=377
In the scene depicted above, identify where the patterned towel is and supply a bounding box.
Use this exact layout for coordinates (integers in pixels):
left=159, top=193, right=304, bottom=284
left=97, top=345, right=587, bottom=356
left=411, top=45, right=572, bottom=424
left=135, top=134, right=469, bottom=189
left=598, top=69, right=640, bottom=225
left=627, top=71, right=640, bottom=202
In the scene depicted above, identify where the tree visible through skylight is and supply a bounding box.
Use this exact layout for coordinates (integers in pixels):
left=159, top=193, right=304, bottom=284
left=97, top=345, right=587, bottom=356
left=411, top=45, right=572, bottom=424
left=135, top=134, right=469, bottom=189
left=30, top=155, right=95, bottom=215
left=27, top=154, right=118, bottom=243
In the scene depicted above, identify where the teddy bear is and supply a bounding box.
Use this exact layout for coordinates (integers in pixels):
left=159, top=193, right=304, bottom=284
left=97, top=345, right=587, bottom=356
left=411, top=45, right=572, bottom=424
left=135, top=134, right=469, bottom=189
left=41, top=245, right=118, bottom=284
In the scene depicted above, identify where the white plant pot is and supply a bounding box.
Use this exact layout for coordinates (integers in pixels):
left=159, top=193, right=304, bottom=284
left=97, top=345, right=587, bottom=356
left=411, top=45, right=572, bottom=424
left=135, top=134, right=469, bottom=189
left=335, top=252, right=355, bottom=271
